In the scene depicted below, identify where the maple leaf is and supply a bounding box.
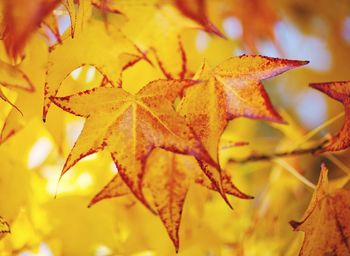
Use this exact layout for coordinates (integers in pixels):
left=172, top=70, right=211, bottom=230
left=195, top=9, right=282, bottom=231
left=42, top=12, right=62, bottom=45
left=88, top=174, right=130, bottom=207
left=91, top=0, right=123, bottom=27
left=89, top=148, right=252, bottom=252
left=173, top=0, right=224, bottom=38
left=113, top=1, right=199, bottom=79
left=310, top=81, right=350, bottom=153
left=178, top=55, right=308, bottom=204
left=222, top=0, right=279, bottom=53
left=0, top=60, right=34, bottom=93
left=43, top=21, right=146, bottom=120
left=86, top=55, right=302, bottom=250
left=90, top=56, right=307, bottom=236
left=144, top=149, right=192, bottom=251
left=0, top=36, right=67, bottom=148
left=290, top=163, right=350, bottom=256
left=50, top=79, right=217, bottom=209
left=1, top=0, right=61, bottom=59
left=144, top=149, right=251, bottom=251
left=0, top=59, right=34, bottom=113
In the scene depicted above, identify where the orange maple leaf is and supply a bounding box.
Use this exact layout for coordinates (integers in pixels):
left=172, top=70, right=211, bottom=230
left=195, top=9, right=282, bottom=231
left=2, top=0, right=61, bottom=59
left=50, top=79, right=217, bottom=210
left=178, top=55, right=308, bottom=205
left=310, top=81, right=350, bottom=153
left=89, top=147, right=252, bottom=251
left=222, top=0, right=279, bottom=53
left=173, top=0, right=224, bottom=37
left=290, top=163, right=350, bottom=256
left=87, top=55, right=307, bottom=250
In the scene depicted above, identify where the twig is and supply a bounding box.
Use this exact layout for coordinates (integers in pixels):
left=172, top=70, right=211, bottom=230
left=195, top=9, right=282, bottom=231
left=228, top=139, right=328, bottom=164
left=274, top=158, right=316, bottom=190
left=289, top=111, right=344, bottom=151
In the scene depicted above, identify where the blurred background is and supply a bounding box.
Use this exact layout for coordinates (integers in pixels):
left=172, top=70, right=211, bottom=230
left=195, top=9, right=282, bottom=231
left=0, top=0, right=350, bottom=255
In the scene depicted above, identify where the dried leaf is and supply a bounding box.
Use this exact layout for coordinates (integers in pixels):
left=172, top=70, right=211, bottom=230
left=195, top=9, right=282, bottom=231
left=310, top=81, right=350, bottom=153
left=290, top=163, right=350, bottom=256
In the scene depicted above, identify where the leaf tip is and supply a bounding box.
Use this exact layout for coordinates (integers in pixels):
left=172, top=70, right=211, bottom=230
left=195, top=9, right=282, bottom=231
left=289, top=220, right=301, bottom=230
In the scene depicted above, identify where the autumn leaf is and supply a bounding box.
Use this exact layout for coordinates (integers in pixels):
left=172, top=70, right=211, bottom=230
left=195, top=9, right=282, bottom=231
left=117, top=1, right=199, bottom=79
left=0, top=59, right=35, bottom=116
left=310, top=81, right=350, bottom=153
left=290, top=163, right=350, bottom=256
left=0, top=36, right=67, bottom=147
left=91, top=0, right=123, bottom=27
left=1, top=0, right=61, bottom=59
left=195, top=169, right=253, bottom=199
left=221, top=0, right=279, bottom=53
left=0, top=60, right=34, bottom=93
left=144, top=150, right=250, bottom=251
left=88, top=174, right=130, bottom=207
left=89, top=148, right=252, bottom=251
left=173, top=0, right=224, bottom=38
left=50, top=79, right=217, bottom=210
left=1, top=0, right=349, bottom=254
left=42, top=12, right=62, bottom=45
left=178, top=55, right=308, bottom=204
left=43, top=20, right=146, bottom=120
left=144, top=149, right=192, bottom=251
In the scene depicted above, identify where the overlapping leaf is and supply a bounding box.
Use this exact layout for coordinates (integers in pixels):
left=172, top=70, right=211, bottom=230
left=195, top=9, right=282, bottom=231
left=86, top=0, right=200, bottom=79
left=0, top=59, right=35, bottom=114
left=310, top=81, right=350, bottom=152
left=44, top=21, right=146, bottom=120
left=0, top=36, right=67, bottom=147
left=89, top=147, right=252, bottom=251
left=50, top=79, right=217, bottom=210
left=221, top=0, right=279, bottom=53
left=88, top=55, right=307, bottom=250
left=290, top=164, right=350, bottom=256
left=172, top=0, right=224, bottom=37
left=0, top=0, right=61, bottom=59
left=179, top=55, right=308, bottom=203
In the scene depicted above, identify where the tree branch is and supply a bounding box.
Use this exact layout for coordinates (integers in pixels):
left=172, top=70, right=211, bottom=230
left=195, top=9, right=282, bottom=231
left=228, top=139, right=329, bottom=164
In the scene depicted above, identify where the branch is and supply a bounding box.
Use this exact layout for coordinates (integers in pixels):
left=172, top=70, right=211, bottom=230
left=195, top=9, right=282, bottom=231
left=228, top=139, right=329, bottom=164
